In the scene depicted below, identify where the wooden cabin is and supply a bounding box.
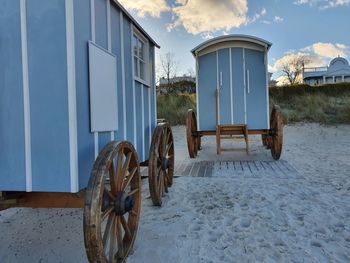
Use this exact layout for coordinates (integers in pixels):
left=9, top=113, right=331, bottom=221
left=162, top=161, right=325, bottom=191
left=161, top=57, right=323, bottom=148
left=191, top=35, right=272, bottom=154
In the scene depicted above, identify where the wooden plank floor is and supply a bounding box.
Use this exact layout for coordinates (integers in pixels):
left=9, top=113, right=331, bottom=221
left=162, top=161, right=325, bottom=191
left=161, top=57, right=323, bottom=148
left=174, top=160, right=302, bottom=179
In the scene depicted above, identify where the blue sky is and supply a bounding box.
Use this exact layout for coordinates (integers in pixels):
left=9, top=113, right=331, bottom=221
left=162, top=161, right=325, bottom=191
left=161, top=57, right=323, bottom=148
left=119, top=0, right=349, bottom=82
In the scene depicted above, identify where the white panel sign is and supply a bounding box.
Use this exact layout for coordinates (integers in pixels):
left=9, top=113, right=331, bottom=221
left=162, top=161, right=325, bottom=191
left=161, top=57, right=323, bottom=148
left=88, top=42, right=118, bottom=132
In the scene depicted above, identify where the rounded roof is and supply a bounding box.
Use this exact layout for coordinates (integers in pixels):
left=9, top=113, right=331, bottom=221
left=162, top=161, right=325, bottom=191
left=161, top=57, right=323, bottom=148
left=329, top=57, right=349, bottom=67
left=191, top=34, right=272, bottom=55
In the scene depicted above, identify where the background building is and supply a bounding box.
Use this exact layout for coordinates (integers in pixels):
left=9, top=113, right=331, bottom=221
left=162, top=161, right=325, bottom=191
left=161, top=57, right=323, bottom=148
left=158, top=75, right=196, bottom=94
left=303, top=57, right=350, bottom=86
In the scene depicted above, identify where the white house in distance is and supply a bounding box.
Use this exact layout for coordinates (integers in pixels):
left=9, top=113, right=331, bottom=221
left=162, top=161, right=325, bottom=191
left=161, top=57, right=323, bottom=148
left=303, top=57, right=350, bottom=86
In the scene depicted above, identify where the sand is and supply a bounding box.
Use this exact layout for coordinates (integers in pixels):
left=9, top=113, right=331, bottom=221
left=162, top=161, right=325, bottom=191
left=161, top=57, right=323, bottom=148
left=1, top=123, right=349, bottom=262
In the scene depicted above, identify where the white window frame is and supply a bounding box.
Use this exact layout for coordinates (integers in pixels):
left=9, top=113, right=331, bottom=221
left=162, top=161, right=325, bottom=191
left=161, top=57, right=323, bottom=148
left=132, top=26, right=150, bottom=86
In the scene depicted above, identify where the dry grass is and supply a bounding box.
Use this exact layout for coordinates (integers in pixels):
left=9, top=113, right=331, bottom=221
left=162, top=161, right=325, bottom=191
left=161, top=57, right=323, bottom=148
left=270, top=83, right=350, bottom=124
left=157, top=93, right=196, bottom=125
left=157, top=83, right=350, bottom=125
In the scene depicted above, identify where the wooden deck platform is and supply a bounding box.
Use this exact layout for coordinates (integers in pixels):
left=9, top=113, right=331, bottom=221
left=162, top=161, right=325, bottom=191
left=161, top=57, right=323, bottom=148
left=174, top=160, right=302, bottom=179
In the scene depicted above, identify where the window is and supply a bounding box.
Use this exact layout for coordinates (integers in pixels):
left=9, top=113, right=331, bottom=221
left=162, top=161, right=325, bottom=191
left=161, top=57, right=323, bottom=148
left=133, top=30, right=149, bottom=84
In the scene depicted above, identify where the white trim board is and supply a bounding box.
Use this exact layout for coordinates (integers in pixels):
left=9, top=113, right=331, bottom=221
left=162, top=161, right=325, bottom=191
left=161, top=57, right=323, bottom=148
left=131, top=24, right=137, bottom=148
left=195, top=54, right=200, bottom=130
left=148, top=87, right=152, bottom=147
left=20, top=0, right=32, bottom=192
left=120, top=11, right=127, bottom=140
left=141, top=84, right=145, bottom=161
left=153, top=48, right=157, bottom=127
left=106, top=0, right=111, bottom=52
left=90, top=0, right=98, bottom=158
left=90, top=0, right=95, bottom=42
left=265, top=49, right=270, bottom=129
left=65, top=0, right=79, bottom=193
left=106, top=0, right=114, bottom=141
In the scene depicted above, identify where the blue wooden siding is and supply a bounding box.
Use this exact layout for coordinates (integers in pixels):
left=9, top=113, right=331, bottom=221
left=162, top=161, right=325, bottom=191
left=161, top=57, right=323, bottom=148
left=218, top=49, right=231, bottom=125
left=231, top=48, right=246, bottom=124
left=245, top=49, right=268, bottom=129
left=0, top=0, right=157, bottom=192
left=27, top=0, right=71, bottom=191
left=144, top=87, right=150, bottom=161
left=135, top=82, right=142, bottom=159
left=74, top=0, right=95, bottom=190
left=110, top=5, right=124, bottom=142
left=94, top=0, right=111, bottom=151
left=198, top=52, right=217, bottom=130
left=150, top=46, right=157, bottom=133
left=0, top=0, right=26, bottom=190
left=197, top=47, right=268, bottom=130
left=123, top=18, right=135, bottom=146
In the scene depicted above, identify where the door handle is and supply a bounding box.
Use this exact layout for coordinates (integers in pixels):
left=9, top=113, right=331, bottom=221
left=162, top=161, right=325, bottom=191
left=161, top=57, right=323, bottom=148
left=220, top=72, right=223, bottom=87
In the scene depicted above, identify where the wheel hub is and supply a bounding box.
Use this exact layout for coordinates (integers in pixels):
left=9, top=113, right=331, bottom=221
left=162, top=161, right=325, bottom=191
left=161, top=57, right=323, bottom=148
left=161, top=158, right=169, bottom=171
left=114, top=192, right=134, bottom=216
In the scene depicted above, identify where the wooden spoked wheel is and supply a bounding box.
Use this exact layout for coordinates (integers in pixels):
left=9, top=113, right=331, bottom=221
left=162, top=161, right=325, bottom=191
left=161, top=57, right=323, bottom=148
left=270, top=105, right=283, bottom=160
left=148, top=123, right=175, bottom=206
left=186, top=109, right=198, bottom=158
left=84, top=141, right=141, bottom=263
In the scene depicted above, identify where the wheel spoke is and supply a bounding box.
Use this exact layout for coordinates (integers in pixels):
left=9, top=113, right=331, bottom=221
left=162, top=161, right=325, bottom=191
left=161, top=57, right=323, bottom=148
left=101, top=206, right=114, bottom=222
left=108, top=215, right=117, bottom=262
left=163, top=171, right=168, bottom=192
left=165, top=141, right=173, bottom=157
left=116, top=148, right=124, bottom=191
left=116, top=216, right=124, bottom=259
left=122, top=152, right=133, bottom=179
left=120, top=215, right=132, bottom=239
left=158, top=171, right=163, bottom=196
left=127, top=188, right=139, bottom=197
left=105, top=189, right=115, bottom=201
left=162, top=129, right=168, bottom=156
left=165, top=128, right=171, bottom=144
left=103, top=213, right=115, bottom=251
left=129, top=210, right=137, bottom=217
left=109, top=160, right=117, bottom=194
left=122, top=167, right=137, bottom=191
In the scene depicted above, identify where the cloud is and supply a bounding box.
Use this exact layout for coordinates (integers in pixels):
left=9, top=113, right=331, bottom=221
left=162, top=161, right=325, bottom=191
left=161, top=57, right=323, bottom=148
left=302, top=42, right=349, bottom=58
left=270, top=42, right=349, bottom=83
left=274, top=16, right=284, bottom=22
left=118, top=0, right=170, bottom=17
left=294, top=0, right=350, bottom=8
left=167, top=0, right=249, bottom=35
left=246, top=8, right=267, bottom=25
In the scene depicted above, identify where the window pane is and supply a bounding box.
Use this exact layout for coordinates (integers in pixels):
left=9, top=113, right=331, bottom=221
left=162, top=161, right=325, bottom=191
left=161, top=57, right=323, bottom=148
left=133, top=35, right=138, bottom=56
left=134, top=57, right=139, bottom=77
left=140, top=61, right=145, bottom=80
left=139, top=40, right=144, bottom=60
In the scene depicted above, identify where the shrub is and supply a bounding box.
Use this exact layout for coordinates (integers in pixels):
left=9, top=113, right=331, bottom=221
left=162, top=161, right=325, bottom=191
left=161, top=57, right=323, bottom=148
left=157, top=94, right=196, bottom=125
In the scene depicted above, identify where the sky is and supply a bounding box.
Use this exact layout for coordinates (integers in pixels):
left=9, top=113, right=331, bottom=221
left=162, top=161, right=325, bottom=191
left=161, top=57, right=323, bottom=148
left=118, top=0, right=350, bottom=83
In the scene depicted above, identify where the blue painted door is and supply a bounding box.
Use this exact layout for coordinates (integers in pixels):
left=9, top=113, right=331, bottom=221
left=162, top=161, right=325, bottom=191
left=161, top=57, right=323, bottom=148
left=231, top=48, right=246, bottom=124
left=244, top=49, right=268, bottom=129
left=198, top=52, right=217, bottom=131
left=218, top=49, right=232, bottom=125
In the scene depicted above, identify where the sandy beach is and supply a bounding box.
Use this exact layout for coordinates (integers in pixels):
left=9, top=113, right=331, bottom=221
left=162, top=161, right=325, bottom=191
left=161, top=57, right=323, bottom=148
left=1, top=124, right=349, bottom=262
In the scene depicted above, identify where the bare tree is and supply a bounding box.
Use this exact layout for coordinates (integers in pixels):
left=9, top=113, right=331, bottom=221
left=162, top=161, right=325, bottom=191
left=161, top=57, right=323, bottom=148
left=186, top=68, right=195, bottom=78
left=160, top=52, right=178, bottom=93
left=281, top=55, right=310, bottom=85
